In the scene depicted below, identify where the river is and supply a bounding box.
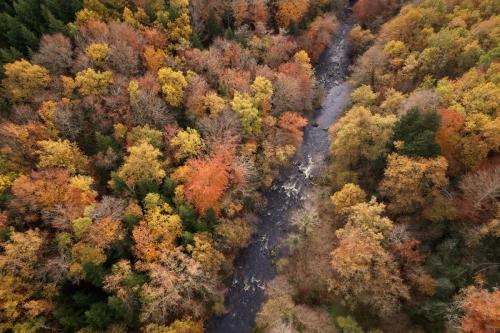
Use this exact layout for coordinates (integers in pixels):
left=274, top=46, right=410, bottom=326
left=210, top=8, right=355, bottom=333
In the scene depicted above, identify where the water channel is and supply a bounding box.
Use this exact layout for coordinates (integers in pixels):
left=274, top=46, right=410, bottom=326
left=210, top=6, right=355, bottom=332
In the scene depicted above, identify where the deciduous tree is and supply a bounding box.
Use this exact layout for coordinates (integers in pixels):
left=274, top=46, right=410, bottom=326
left=436, top=108, right=465, bottom=174
left=169, top=128, right=204, bottom=161
left=455, top=286, right=500, bottom=333
left=352, top=0, right=394, bottom=25
left=75, top=68, right=113, bottom=96
left=299, top=15, right=338, bottom=61
left=2, top=60, right=50, bottom=102
left=143, top=47, right=166, bottom=73
left=459, top=166, right=500, bottom=220
left=331, top=225, right=409, bottom=316
left=251, top=76, right=273, bottom=113
left=140, top=249, right=217, bottom=323
left=116, top=141, right=166, bottom=190
left=204, top=92, right=226, bottom=118
left=231, top=92, right=262, bottom=136
left=276, top=0, right=310, bottom=29
left=278, top=112, right=308, bottom=147
left=10, top=169, right=96, bottom=226
left=144, top=320, right=204, bottom=333
left=184, top=151, right=230, bottom=215
left=133, top=205, right=183, bottom=265
left=330, top=183, right=366, bottom=215
left=0, top=229, right=44, bottom=279
left=350, top=84, right=379, bottom=107
left=189, top=233, right=223, bottom=273
left=329, top=106, right=396, bottom=181
left=344, top=199, right=394, bottom=239
left=455, top=114, right=500, bottom=171
left=32, top=34, right=73, bottom=74
left=157, top=67, right=188, bottom=107
left=231, top=0, right=249, bottom=28
left=380, top=154, right=448, bottom=214
left=36, top=139, right=88, bottom=174
left=347, top=25, right=374, bottom=58
left=85, top=43, right=111, bottom=67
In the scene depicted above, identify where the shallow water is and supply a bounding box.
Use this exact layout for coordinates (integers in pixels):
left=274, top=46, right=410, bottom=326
left=209, top=11, right=354, bottom=333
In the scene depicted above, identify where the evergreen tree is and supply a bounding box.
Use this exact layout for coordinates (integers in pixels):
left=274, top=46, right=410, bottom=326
left=392, top=107, right=441, bottom=158
left=207, top=10, right=223, bottom=42
left=0, top=0, right=82, bottom=75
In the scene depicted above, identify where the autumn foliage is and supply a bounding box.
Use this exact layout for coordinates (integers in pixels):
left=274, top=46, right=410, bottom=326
left=0, top=0, right=335, bottom=331
left=456, top=286, right=500, bottom=333
left=2, top=0, right=498, bottom=332
left=352, top=0, right=397, bottom=26
left=184, top=149, right=231, bottom=215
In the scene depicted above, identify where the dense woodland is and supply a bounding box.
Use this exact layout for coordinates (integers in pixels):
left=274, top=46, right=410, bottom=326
left=0, top=0, right=342, bottom=332
left=0, top=0, right=498, bottom=333
left=256, top=0, right=500, bottom=333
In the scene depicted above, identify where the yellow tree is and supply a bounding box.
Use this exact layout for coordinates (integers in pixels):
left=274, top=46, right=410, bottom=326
left=157, top=67, right=188, bottom=107
left=456, top=114, right=500, bottom=171
left=0, top=229, right=44, bottom=280
left=343, top=199, right=394, bottom=239
left=37, top=101, right=59, bottom=137
left=166, top=11, right=192, bottom=52
left=158, top=0, right=193, bottom=52
left=331, top=226, right=409, bottom=316
left=350, top=84, right=380, bottom=107
left=462, top=82, right=499, bottom=118
left=132, top=204, right=183, bottom=267
left=169, top=127, right=204, bottom=160
left=383, top=40, right=408, bottom=71
left=0, top=274, right=51, bottom=332
left=189, top=233, right=224, bottom=274
left=294, top=50, right=313, bottom=78
left=0, top=229, right=49, bottom=331
left=204, top=92, right=226, bottom=118
left=144, top=320, right=204, bottom=333
left=330, top=183, right=366, bottom=215
left=127, top=125, right=164, bottom=149
left=329, top=106, right=396, bottom=183
left=251, top=76, right=273, bottom=112
left=276, top=0, right=310, bottom=28
left=69, top=242, right=107, bottom=279
left=380, top=154, right=448, bottom=215
left=75, top=68, right=113, bottom=96
left=143, top=47, right=166, bottom=73
left=2, top=60, right=50, bottom=102
left=380, top=88, right=405, bottom=114
left=231, top=92, right=262, bottom=136
left=116, top=141, right=166, bottom=189
left=80, top=0, right=125, bottom=21
left=85, top=43, right=111, bottom=67
left=36, top=139, right=89, bottom=174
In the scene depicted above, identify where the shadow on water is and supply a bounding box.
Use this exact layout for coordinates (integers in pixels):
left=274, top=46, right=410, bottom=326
left=209, top=6, right=355, bottom=333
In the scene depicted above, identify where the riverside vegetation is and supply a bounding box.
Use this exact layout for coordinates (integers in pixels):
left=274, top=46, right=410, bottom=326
left=0, top=0, right=499, bottom=333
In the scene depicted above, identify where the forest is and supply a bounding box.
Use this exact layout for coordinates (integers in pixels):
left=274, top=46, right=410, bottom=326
left=0, top=0, right=498, bottom=333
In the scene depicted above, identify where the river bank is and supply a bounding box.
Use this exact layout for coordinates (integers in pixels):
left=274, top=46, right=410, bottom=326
left=210, top=7, right=355, bottom=332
